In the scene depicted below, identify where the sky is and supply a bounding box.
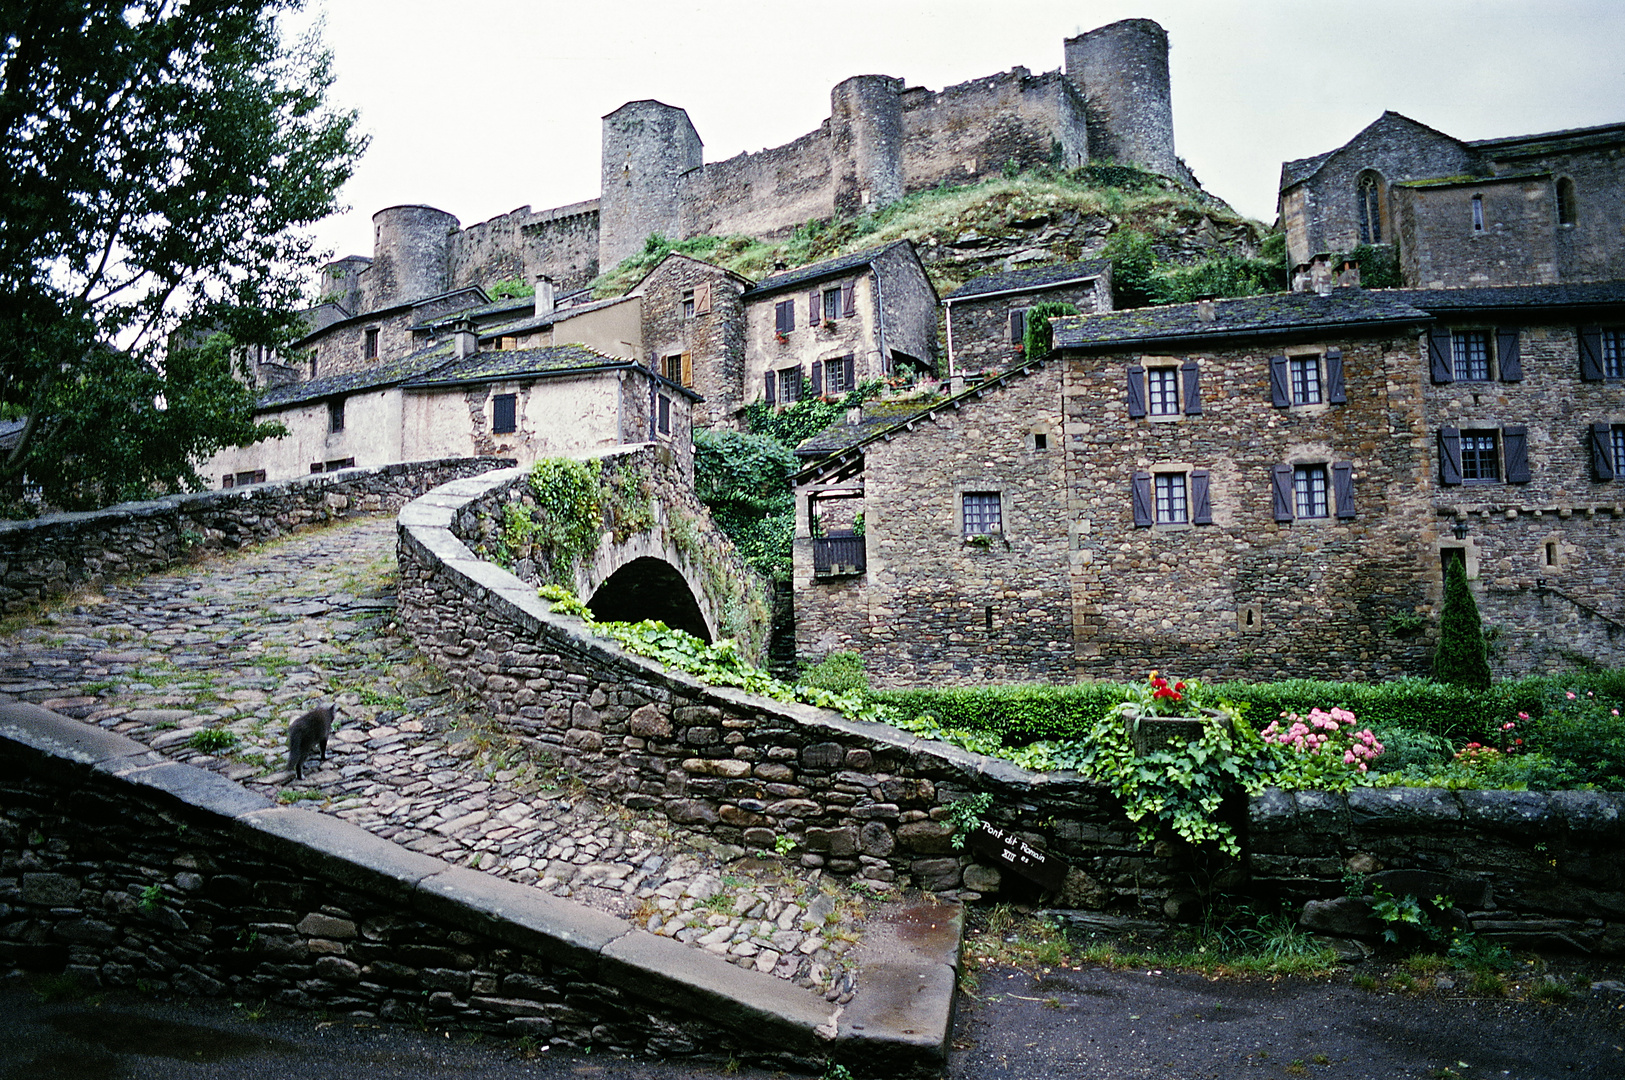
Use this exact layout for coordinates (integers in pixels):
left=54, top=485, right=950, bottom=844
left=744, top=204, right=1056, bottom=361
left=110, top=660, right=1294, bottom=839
left=292, top=0, right=1625, bottom=271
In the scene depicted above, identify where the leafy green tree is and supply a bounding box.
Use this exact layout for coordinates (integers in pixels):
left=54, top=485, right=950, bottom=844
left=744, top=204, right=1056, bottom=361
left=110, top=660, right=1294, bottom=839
left=1433, top=556, right=1492, bottom=688
left=0, top=0, right=365, bottom=509
left=1022, top=301, right=1079, bottom=358
left=692, top=428, right=798, bottom=578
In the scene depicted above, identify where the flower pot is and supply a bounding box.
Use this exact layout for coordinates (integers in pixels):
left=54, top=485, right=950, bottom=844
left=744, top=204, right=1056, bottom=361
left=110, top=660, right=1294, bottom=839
left=1127, top=709, right=1232, bottom=756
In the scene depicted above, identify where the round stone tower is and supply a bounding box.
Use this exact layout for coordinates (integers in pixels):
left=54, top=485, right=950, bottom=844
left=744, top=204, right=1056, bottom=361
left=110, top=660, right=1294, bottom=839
left=1064, top=18, right=1182, bottom=180
left=830, top=75, right=904, bottom=215
left=599, top=100, right=704, bottom=270
left=365, top=205, right=459, bottom=311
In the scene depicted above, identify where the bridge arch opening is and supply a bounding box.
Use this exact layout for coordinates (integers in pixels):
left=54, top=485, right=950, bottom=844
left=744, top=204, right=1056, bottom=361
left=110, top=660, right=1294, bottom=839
left=587, top=556, right=711, bottom=642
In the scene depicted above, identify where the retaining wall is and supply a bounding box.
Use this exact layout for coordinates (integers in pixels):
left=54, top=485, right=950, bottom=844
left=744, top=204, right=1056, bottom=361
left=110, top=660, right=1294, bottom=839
left=0, top=457, right=514, bottom=611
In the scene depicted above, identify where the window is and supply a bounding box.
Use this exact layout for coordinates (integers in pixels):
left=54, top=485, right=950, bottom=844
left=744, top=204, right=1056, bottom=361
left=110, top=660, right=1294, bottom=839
left=1471, top=194, right=1485, bottom=232
left=1357, top=173, right=1382, bottom=244
left=1289, top=357, right=1322, bottom=404
left=1452, top=331, right=1491, bottom=381
left=1272, top=462, right=1355, bottom=521
left=1589, top=423, right=1625, bottom=481
left=1438, top=426, right=1529, bottom=484
left=823, top=288, right=841, bottom=323
left=1606, top=330, right=1624, bottom=379
left=363, top=327, right=379, bottom=359
left=328, top=398, right=345, bottom=433
left=307, top=352, right=318, bottom=379
left=1147, top=367, right=1179, bottom=415
left=1009, top=309, right=1028, bottom=344
left=1154, top=472, right=1188, bottom=523
left=1293, top=465, right=1329, bottom=518
left=1460, top=430, right=1499, bottom=481
left=232, top=469, right=266, bottom=487
left=324, top=457, right=355, bottom=472
left=774, top=299, right=794, bottom=335
left=779, top=366, right=802, bottom=403
left=664, top=354, right=683, bottom=383
left=823, top=354, right=856, bottom=395
left=656, top=394, right=671, bottom=435
left=492, top=394, right=517, bottom=434
left=1556, top=177, right=1577, bottom=226
left=682, top=289, right=695, bottom=319
left=962, top=492, right=1002, bottom=536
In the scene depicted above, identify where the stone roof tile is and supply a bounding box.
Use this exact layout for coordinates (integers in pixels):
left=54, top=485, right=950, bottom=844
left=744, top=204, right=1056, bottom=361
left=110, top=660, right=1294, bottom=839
left=943, top=259, right=1111, bottom=301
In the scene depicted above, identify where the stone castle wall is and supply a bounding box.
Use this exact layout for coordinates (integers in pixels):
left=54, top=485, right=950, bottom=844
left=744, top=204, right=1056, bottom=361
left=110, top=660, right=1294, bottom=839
left=448, top=200, right=603, bottom=296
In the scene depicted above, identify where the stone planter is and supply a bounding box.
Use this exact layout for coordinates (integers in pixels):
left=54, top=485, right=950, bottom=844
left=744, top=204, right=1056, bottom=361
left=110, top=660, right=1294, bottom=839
left=1127, top=709, right=1232, bottom=756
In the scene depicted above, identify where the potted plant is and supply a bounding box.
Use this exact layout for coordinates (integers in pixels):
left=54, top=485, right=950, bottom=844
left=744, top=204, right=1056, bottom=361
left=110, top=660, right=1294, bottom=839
left=1111, top=671, right=1234, bottom=755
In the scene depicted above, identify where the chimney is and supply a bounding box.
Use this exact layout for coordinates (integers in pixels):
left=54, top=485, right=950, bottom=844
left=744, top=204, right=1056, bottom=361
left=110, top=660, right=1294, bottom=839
left=453, top=318, right=478, bottom=359
left=534, top=274, right=555, bottom=318
left=1196, top=298, right=1216, bottom=323
left=1309, top=253, right=1334, bottom=296
left=1336, top=259, right=1361, bottom=288
left=1291, top=263, right=1312, bottom=293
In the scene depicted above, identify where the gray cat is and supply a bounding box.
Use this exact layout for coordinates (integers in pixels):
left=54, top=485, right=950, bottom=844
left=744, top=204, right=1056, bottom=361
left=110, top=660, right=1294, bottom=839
left=287, top=703, right=336, bottom=780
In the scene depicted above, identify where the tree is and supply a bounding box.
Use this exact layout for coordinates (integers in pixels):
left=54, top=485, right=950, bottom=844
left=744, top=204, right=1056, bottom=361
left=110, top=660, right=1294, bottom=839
left=1022, top=301, right=1079, bottom=359
left=0, top=0, right=366, bottom=509
left=1433, top=555, right=1492, bottom=688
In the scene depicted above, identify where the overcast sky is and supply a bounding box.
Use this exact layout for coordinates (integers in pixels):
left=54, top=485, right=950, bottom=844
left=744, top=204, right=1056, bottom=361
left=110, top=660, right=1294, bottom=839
left=293, top=0, right=1625, bottom=269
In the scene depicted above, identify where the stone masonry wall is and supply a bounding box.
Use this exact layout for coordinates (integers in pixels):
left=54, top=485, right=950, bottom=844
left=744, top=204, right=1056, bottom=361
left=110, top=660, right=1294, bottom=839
left=449, top=200, right=603, bottom=296
left=1397, top=178, right=1559, bottom=289
left=1249, top=786, right=1625, bottom=954
left=636, top=257, right=748, bottom=427
left=397, top=468, right=1194, bottom=916
left=0, top=457, right=512, bottom=612
left=948, top=276, right=1110, bottom=376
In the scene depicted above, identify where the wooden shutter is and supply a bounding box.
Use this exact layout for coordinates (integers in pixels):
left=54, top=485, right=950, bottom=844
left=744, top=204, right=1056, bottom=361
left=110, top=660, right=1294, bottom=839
left=1271, top=464, right=1294, bottom=522
left=1325, top=348, right=1347, bottom=403
left=1190, top=468, right=1212, bottom=524
left=1126, top=364, right=1146, bottom=418
left=253, top=470, right=267, bottom=484
left=764, top=370, right=776, bottom=405
left=1592, top=423, right=1616, bottom=481
left=1332, top=462, right=1355, bottom=519
left=843, top=355, right=856, bottom=389
left=1497, top=327, right=1522, bottom=381
left=1438, top=427, right=1463, bottom=485
left=680, top=352, right=693, bottom=387
left=695, top=282, right=712, bottom=315
left=810, top=359, right=824, bottom=397
left=1269, top=355, right=1290, bottom=406
left=1009, top=311, right=1025, bottom=343
left=222, top=475, right=234, bottom=488
left=1502, top=425, right=1531, bottom=483
left=1428, top=329, right=1454, bottom=383
left=1131, top=472, right=1153, bottom=527
left=810, top=288, right=821, bottom=324
left=1578, top=327, right=1604, bottom=380
left=841, top=281, right=856, bottom=318
left=1181, top=359, right=1202, bottom=415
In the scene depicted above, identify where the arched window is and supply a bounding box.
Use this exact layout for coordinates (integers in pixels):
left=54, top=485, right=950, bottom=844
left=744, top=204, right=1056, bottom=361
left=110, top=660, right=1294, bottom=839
left=1356, top=173, right=1383, bottom=244
left=1556, top=177, right=1577, bottom=225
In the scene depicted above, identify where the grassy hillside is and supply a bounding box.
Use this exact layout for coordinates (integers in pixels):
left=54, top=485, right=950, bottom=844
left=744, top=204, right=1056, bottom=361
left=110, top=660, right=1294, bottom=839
left=592, top=163, right=1282, bottom=303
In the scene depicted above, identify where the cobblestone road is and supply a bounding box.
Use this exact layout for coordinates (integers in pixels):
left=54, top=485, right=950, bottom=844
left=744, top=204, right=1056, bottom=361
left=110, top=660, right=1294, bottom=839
left=0, top=516, right=860, bottom=1000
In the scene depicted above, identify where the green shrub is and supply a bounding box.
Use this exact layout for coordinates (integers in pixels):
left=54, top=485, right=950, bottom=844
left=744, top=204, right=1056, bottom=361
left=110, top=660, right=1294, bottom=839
left=1022, top=301, right=1079, bottom=358
left=1433, top=557, right=1491, bottom=688
left=871, top=681, right=1128, bottom=745
left=799, top=652, right=870, bottom=696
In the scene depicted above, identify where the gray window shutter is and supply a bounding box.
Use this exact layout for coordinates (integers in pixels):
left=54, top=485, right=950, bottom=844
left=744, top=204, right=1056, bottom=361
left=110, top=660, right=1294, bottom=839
left=1131, top=472, right=1153, bottom=527
left=1332, top=461, right=1355, bottom=519
left=1502, top=425, right=1530, bottom=483
left=810, top=359, right=824, bottom=396
left=810, top=288, right=821, bottom=323
left=1592, top=423, right=1616, bottom=481
left=843, top=355, right=856, bottom=388
left=1182, top=359, right=1202, bottom=415
left=1126, top=364, right=1146, bottom=418
left=1579, top=327, right=1604, bottom=380
left=842, top=282, right=856, bottom=318
left=1325, top=348, right=1347, bottom=403
left=1438, top=427, right=1462, bottom=485
left=1009, top=310, right=1025, bottom=343
left=764, top=370, right=776, bottom=405
left=1272, top=464, right=1294, bottom=522
left=1428, top=329, right=1454, bottom=383
left=1269, top=355, right=1290, bottom=406
left=1191, top=468, right=1212, bottom=524
left=1497, top=328, right=1523, bottom=381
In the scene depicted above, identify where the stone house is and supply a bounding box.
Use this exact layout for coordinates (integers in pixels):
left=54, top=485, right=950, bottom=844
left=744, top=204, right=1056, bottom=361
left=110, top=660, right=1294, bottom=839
left=276, top=285, right=487, bottom=387
left=624, top=253, right=753, bottom=428
left=1279, top=112, right=1625, bottom=287
left=790, top=283, right=1625, bottom=685
left=742, top=242, right=939, bottom=409
left=941, top=259, right=1113, bottom=377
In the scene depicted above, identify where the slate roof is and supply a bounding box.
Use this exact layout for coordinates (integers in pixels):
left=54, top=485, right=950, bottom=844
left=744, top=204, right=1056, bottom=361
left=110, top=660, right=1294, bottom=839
left=943, top=259, right=1111, bottom=301
left=1052, top=290, right=1433, bottom=352
left=1471, top=121, right=1625, bottom=158
left=408, top=295, right=535, bottom=331
left=289, top=286, right=488, bottom=348
left=1279, top=148, right=1337, bottom=191
left=1388, top=281, right=1625, bottom=313
left=257, top=343, right=457, bottom=410
left=477, top=294, right=639, bottom=340
left=794, top=399, right=939, bottom=457
left=400, top=344, right=701, bottom=400
left=741, top=243, right=907, bottom=299
left=0, top=418, right=25, bottom=452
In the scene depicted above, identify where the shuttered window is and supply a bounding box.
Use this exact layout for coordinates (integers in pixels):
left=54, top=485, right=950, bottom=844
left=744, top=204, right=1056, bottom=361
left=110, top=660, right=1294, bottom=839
left=1293, top=465, right=1329, bottom=519
left=780, top=367, right=802, bottom=403
left=328, top=398, right=345, bottom=433
left=825, top=355, right=856, bottom=395
left=1154, top=472, right=1188, bottom=523
left=823, top=288, right=842, bottom=322
left=1497, top=329, right=1523, bottom=381
left=657, top=395, right=671, bottom=435
left=1147, top=367, right=1179, bottom=415
left=492, top=394, right=517, bottom=434
left=1009, top=309, right=1028, bottom=344
left=1289, top=357, right=1322, bottom=404
left=663, top=354, right=683, bottom=383
left=682, top=290, right=695, bottom=319
left=1605, top=329, right=1624, bottom=379
left=962, top=492, right=1002, bottom=536
left=1614, top=427, right=1625, bottom=479
left=1594, top=423, right=1624, bottom=481
left=1452, top=331, right=1491, bottom=381
left=764, top=370, right=776, bottom=405
left=1460, top=430, right=1499, bottom=481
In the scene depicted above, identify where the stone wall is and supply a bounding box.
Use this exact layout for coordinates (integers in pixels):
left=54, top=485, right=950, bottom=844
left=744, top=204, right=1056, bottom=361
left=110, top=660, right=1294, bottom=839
left=397, top=467, right=1197, bottom=914
left=946, top=275, right=1110, bottom=376
left=449, top=200, right=603, bottom=296
left=634, top=256, right=749, bottom=428
left=0, top=457, right=512, bottom=612
left=1397, top=178, right=1559, bottom=289
left=1249, top=786, right=1625, bottom=954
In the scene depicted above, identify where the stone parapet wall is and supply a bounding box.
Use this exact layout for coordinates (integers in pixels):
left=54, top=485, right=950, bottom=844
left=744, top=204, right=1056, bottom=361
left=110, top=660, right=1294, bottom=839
left=1249, top=786, right=1625, bottom=954
left=0, top=457, right=513, bottom=612
left=397, top=469, right=1192, bottom=913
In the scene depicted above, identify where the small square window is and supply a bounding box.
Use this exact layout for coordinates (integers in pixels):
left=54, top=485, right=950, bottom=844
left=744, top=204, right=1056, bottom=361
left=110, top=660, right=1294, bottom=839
left=962, top=492, right=1002, bottom=536
left=363, top=328, right=379, bottom=360
left=1147, top=367, right=1179, bottom=415
left=1289, top=357, right=1322, bottom=404
left=1293, top=465, right=1328, bottom=518
left=492, top=394, right=517, bottom=434
left=1452, top=331, right=1491, bottom=381
left=1154, top=472, right=1188, bottom=524
left=1460, top=429, right=1499, bottom=481
left=823, top=288, right=841, bottom=322
left=682, top=289, right=695, bottom=319
left=328, top=398, right=345, bottom=433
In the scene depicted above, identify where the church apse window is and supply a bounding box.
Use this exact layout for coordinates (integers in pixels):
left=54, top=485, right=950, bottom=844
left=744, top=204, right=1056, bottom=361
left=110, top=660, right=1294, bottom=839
left=1356, top=173, right=1383, bottom=244
left=1556, top=177, right=1577, bottom=226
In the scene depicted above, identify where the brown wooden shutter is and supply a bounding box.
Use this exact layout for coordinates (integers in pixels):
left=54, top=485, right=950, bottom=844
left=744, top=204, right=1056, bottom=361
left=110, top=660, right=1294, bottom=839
left=222, top=475, right=234, bottom=488
left=841, top=281, right=855, bottom=318
left=1269, top=355, right=1290, bottom=406
left=1181, top=359, right=1202, bottom=415
left=1438, top=427, right=1463, bottom=485
left=1579, top=327, right=1604, bottom=380
left=1332, top=462, right=1355, bottom=518
left=1497, top=327, right=1522, bottom=381
left=1429, top=329, right=1455, bottom=383
left=695, top=282, right=712, bottom=315
left=764, top=370, right=776, bottom=405
left=1272, top=464, right=1294, bottom=522
left=1131, top=472, right=1153, bottom=527
left=1592, top=423, right=1616, bottom=481
left=1126, top=364, right=1146, bottom=418
left=1190, top=468, right=1212, bottom=524
left=810, top=359, right=824, bottom=396
left=1502, top=425, right=1530, bottom=483
left=1325, top=348, right=1347, bottom=403
left=680, top=352, right=692, bottom=387
left=253, top=470, right=267, bottom=484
